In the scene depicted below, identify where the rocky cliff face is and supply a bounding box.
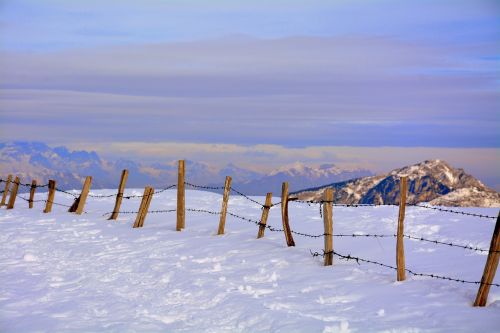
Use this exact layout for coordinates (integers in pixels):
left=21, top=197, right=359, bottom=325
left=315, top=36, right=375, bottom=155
left=294, top=160, right=500, bottom=207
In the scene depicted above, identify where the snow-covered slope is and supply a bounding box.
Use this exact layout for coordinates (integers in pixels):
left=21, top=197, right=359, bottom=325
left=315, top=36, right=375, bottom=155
left=295, top=160, right=500, bottom=207
left=1, top=189, right=499, bottom=332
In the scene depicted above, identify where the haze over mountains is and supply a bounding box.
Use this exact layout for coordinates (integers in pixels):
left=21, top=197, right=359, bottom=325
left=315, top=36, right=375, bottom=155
left=0, top=142, right=372, bottom=195
left=2, top=142, right=498, bottom=207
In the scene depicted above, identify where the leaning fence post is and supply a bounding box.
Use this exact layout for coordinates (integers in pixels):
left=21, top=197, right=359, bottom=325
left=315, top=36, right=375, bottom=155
left=43, top=180, right=56, bottom=213
left=176, top=160, right=186, bottom=231
left=396, top=176, right=407, bottom=281
left=109, top=169, right=129, bottom=220
left=257, top=193, right=273, bottom=239
left=133, top=186, right=154, bottom=228
left=29, top=180, right=37, bottom=208
left=6, top=176, right=20, bottom=209
left=217, top=176, right=232, bottom=235
left=1, top=174, right=12, bottom=206
left=281, top=182, right=295, bottom=247
left=68, top=176, right=92, bottom=215
left=474, top=211, right=500, bottom=307
left=323, top=188, right=334, bottom=266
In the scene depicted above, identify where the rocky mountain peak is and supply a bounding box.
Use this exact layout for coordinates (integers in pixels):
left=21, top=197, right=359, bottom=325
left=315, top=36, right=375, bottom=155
left=295, top=160, right=500, bottom=207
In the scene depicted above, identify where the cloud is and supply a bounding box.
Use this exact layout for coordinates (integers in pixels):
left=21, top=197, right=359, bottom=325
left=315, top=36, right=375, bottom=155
left=0, top=35, right=498, bottom=147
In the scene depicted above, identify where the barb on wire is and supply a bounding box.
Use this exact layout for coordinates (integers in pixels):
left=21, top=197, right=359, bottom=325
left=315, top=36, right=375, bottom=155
left=184, top=182, right=224, bottom=191
left=310, top=249, right=500, bottom=287
left=187, top=208, right=221, bottom=215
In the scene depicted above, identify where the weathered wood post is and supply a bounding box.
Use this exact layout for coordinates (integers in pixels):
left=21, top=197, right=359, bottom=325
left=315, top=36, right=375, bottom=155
left=6, top=176, right=20, bottom=209
left=133, top=186, right=154, bottom=228
left=257, top=193, right=273, bottom=239
left=474, top=211, right=500, bottom=306
left=396, top=176, right=408, bottom=281
left=68, top=176, right=92, bottom=215
left=29, top=180, right=37, bottom=208
left=176, top=160, right=185, bottom=231
left=323, top=188, right=334, bottom=266
left=217, top=176, right=232, bottom=235
left=1, top=174, right=12, bottom=206
left=109, top=169, right=129, bottom=220
left=43, top=180, right=56, bottom=213
left=281, top=182, right=295, bottom=247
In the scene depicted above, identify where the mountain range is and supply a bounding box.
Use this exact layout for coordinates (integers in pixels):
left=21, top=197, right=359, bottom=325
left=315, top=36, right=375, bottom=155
left=0, top=141, right=372, bottom=195
left=1, top=142, right=498, bottom=207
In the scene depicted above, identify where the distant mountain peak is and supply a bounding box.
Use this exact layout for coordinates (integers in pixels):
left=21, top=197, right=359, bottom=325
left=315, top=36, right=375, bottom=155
left=295, top=160, right=499, bottom=207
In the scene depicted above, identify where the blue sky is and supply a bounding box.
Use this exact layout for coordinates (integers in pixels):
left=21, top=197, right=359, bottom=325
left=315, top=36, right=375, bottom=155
left=0, top=0, right=499, bottom=187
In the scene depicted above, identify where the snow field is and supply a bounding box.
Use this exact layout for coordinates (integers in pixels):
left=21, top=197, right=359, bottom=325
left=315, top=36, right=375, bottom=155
left=1, top=189, right=499, bottom=332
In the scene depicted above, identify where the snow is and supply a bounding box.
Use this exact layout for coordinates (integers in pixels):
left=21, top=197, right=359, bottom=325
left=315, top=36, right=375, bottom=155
left=1, top=189, right=499, bottom=332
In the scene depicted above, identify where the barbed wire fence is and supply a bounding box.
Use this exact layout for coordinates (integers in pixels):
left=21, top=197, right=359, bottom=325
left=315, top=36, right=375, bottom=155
left=1, top=174, right=499, bottom=294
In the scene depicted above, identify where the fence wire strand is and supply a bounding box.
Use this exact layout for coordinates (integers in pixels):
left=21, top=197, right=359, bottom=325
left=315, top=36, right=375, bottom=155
left=310, top=249, right=500, bottom=287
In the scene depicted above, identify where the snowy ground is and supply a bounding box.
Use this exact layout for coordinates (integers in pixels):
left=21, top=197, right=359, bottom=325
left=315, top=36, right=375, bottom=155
left=1, top=189, right=499, bottom=333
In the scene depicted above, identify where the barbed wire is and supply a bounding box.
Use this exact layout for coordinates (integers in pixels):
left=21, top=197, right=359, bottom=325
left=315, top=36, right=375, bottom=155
left=409, top=204, right=497, bottom=219
left=87, top=193, right=119, bottom=198
left=88, top=184, right=177, bottom=199
left=15, top=194, right=46, bottom=203
left=184, top=182, right=224, bottom=190
left=55, top=188, right=79, bottom=198
left=0, top=179, right=49, bottom=188
left=402, top=234, right=499, bottom=253
left=102, top=209, right=177, bottom=217
left=290, top=199, right=497, bottom=220
left=292, top=199, right=396, bottom=207
left=9, top=192, right=498, bottom=254
left=310, top=249, right=500, bottom=287
left=229, top=187, right=265, bottom=207
left=3, top=179, right=497, bottom=219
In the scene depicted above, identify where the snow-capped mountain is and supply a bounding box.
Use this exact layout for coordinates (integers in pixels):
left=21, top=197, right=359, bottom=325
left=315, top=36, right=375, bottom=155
left=0, top=142, right=373, bottom=195
left=0, top=141, right=113, bottom=190
left=227, top=162, right=373, bottom=195
left=0, top=142, right=226, bottom=190
left=294, top=160, right=500, bottom=207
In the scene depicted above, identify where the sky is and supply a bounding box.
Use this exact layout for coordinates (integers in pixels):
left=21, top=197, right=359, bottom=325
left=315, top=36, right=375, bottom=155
left=0, top=0, right=499, bottom=188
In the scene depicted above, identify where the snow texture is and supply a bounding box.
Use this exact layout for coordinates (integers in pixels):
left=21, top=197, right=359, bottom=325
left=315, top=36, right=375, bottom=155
left=1, top=189, right=499, bottom=332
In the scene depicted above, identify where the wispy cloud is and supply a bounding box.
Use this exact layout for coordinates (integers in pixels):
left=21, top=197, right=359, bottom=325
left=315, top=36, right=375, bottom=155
left=1, top=35, right=498, bottom=147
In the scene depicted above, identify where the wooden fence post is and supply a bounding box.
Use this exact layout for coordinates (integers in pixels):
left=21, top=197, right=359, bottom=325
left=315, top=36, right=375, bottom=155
left=474, top=212, right=500, bottom=307
left=1, top=174, right=12, bottom=206
left=6, top=176, right=20, bottom=209
left=109, top=169, right=129, bottom=220
left=396, top=176, right=407, bottom=281
left=29, top=180, right=37, bottom=208
left=68, top=176, right=92, bottom=215
left=281, top=182, right=295, bottom=247
left=323, top=188, right=334, bottom=266
left=176, top=160, right=185, bottom=231
left=217, top=176, right=232, bottom=235
left=43, top=180, right=56, bottom=213
left=133, top=186, right=154, bottom=228
left=257, top=193, right=273, bottom=239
